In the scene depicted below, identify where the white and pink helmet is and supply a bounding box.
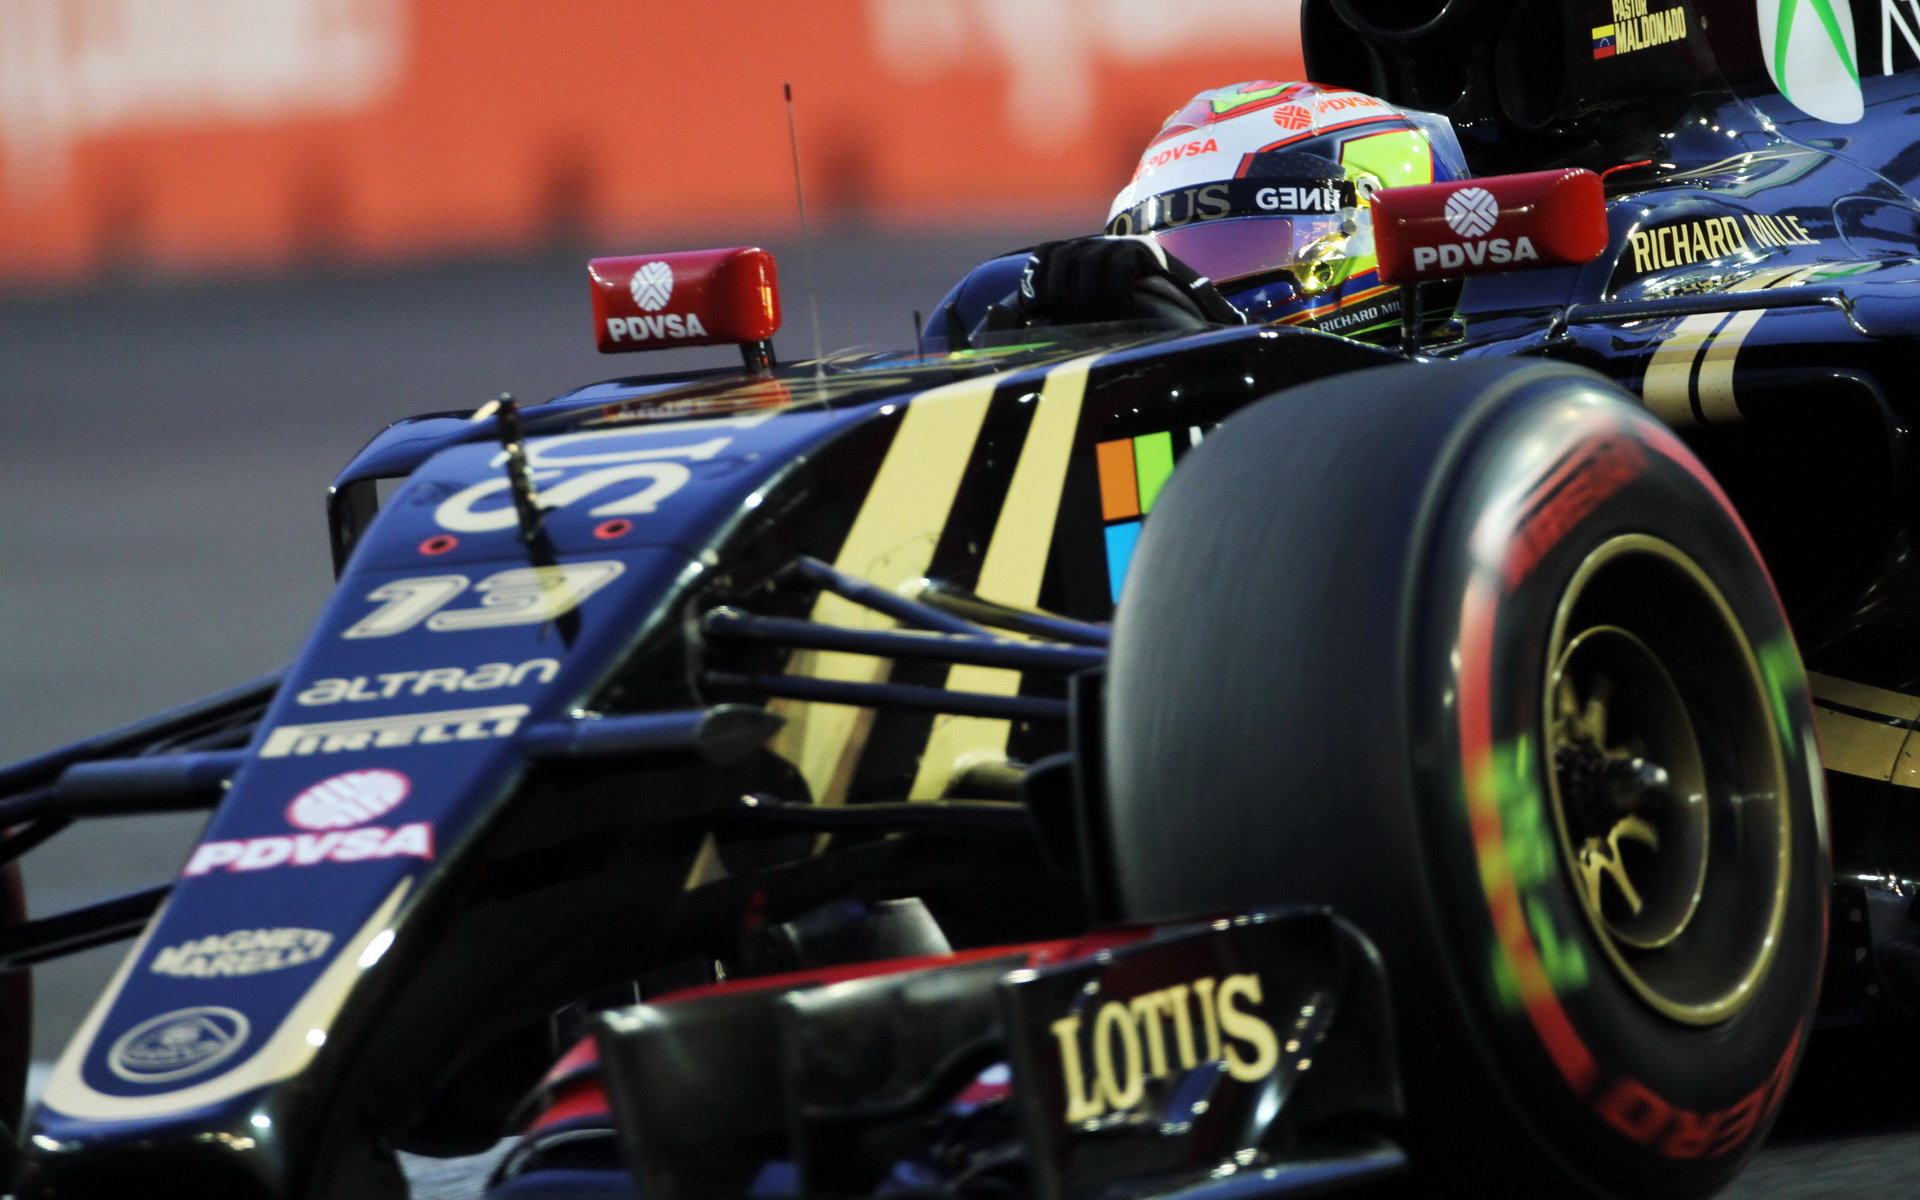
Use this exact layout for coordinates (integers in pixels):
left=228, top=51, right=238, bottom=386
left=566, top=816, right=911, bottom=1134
left=1107, top=81, right=1469, bottom=327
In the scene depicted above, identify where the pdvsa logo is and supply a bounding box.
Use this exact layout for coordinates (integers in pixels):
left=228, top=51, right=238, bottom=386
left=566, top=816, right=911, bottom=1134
left=1048, top=971, right=1280, bottom=1124
left=288, top=768, right=409, bottom=829
left=629, top=260, right=674, bottom=311
left=1415, top=186, right=1540, bottom=273
left=1443, top=186, right=1499, bottom=238
left=184, top=823, right=433, bottom=875
left=1412, top=237, right=1541, bottom=272
left=1138, top=136, right=1217, bottom=175
left=183, top=765, right=436, bottom=876
left=606, top=312, right=710, bottom=343
left=108, top=1007, right=250, bottom=1083
left=1315, top=93, right=1383, bottom=114
left=608, top=259, right=708, bottom=343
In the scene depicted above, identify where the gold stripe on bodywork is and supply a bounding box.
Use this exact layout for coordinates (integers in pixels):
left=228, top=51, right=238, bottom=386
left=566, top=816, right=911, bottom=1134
left=770, top=375, right=998, bottom=806
left=1808, top=671, right=1920, bottom=787
left=1809, top=671, right=1920, bottom=721
left=1694, top=307, right=1765, bottom=423
left=1641, top=264, right=1815, bottom=426
left=1695, top=265, right=1825, bottom=424
left=1810, top=706, right=1907, bottom=783
left=909, top=356, right=1097, bottom=799
left=1641, top=312, right=1731, bottom=425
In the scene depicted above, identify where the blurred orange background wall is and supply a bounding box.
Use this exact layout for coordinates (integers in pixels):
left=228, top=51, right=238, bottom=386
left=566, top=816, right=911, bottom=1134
left=0, top=0, right=1303, bottom=284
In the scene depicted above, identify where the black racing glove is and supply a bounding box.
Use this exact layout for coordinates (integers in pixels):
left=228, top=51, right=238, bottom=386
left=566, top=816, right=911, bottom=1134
left=1005, top=236, right=1245, bottom=330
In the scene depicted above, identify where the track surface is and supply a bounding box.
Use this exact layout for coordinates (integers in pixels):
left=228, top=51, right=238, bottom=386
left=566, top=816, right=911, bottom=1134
left=3, top=230, right=1917, bottom=1197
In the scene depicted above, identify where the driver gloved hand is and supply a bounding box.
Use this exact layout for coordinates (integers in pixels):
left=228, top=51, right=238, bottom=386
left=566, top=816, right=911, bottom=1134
left=1008, top=236, right=1245, bottom=329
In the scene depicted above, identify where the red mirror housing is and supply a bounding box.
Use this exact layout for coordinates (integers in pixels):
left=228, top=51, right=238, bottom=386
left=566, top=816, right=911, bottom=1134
left=1370, top=169, right=1607, bottom=284
left=589, top=247, right=781, bottom=354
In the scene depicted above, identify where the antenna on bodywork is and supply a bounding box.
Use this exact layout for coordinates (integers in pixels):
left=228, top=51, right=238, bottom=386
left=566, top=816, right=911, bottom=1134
left=485, top=395, right=552, bottom=564
left=784, top=83, right=826, bottom=375
left=471, top=394, right=579, bottom=644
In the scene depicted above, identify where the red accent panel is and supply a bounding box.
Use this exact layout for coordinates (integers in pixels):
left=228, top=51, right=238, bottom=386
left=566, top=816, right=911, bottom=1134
left=513, top=929, right=1161, bottom=1137
left=652, top=928, right=1151, bottom=1007
left=954, top=1069, right=1014, bottom=1107
left=531, top=1078, right=613, bottom=1132
left=589, top=246, right=781, bottom=354
left=1370, top=169, right=1607, bottom=285
left=539, top=1036, right=601, bottom=1089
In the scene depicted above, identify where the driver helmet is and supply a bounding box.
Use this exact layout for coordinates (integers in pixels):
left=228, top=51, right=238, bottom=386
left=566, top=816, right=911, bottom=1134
left=1107, top=81, right=1470, bottom=336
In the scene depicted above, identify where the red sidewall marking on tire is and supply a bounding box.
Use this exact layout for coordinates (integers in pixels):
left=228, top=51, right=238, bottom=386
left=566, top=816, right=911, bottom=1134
left=1459, top=570, right=1599, bottom=1093
left=1503, top=436, right=1646, bottom=593
left=1456, top=418, right=1802, bottom=1159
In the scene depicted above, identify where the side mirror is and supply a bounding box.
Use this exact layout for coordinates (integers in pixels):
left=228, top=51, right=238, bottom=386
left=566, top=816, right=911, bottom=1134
left=589, top=247, right=781, bottom=369
left=1370, top=169, right=1607, bottom=284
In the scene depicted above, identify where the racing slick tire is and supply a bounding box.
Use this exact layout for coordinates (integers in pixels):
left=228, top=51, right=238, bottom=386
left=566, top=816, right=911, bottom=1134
left=1103, top=359, right=1827, bottom=1198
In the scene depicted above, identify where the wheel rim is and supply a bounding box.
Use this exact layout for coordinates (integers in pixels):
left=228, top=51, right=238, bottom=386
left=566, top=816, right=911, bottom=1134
left=1543, top=534, right=1790, bottom=1026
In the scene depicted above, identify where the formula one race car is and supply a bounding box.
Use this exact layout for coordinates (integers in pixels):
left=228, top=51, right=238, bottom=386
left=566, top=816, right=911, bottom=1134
left=6, top=1, right=1920, bottom=1197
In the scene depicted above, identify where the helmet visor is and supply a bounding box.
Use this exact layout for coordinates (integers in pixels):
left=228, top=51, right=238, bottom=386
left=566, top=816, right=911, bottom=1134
left=1146, top=214, right=1352, bottom=288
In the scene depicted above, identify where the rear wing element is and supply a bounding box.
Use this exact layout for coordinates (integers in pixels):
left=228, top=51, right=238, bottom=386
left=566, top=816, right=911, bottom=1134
left=1370, top=169, right=1607, bottom=284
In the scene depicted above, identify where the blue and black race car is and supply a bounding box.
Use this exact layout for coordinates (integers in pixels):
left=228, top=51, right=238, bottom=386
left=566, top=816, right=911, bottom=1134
left=4, top=1, right=1920, bottom=1197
